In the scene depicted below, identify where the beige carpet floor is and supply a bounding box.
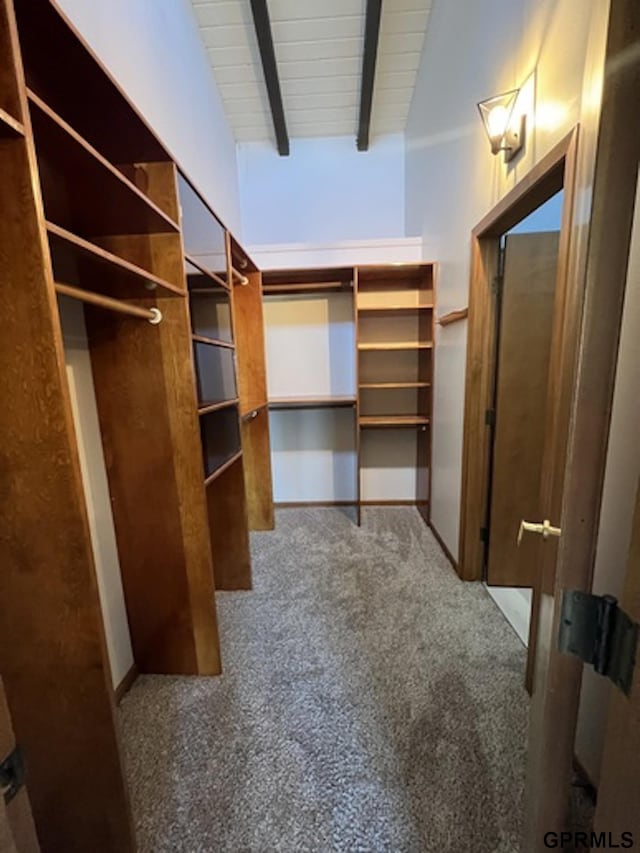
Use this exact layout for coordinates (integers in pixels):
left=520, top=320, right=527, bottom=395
left=120, top=507, right=531, bottom=852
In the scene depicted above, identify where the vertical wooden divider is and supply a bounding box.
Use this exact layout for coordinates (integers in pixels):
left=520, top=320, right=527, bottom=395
left=0, top=0, right=133, bottom=849
left=232, top=264, right=275, bottom=531
left=87, top=161, right=221, bottom=675
left=354, top=267, right=362, bottom=526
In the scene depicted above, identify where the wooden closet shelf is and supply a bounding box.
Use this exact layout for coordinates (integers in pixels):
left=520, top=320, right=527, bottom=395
left=359, top=382, right=431, bottom=390
left=185, top=254, right=230, bottom=291
left=198, top=398, right=239, bottom=416
left=28, top=90, right=179, bottom=235
left=269, top=396, right=357, bottom=410
left=0, top=108, right=25, bottom=137
left=359, top=415, right=430, bottom=428
left=357, top=304, right=433, bottom=313
left=47, top=222, right=184, bottom=297
left=358, top=342, right=433, bottom=352
left=204, top=450, right=243, bottom=487
left=192, top=334, right=235, bottom=350
left=263, top=281, right=351, bottom=296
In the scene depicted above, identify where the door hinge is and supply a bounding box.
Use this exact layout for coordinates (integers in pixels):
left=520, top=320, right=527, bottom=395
left=559, top=591, right=639, bottom=696
left=0, top=745, right=25, bottom=804
left=485, top=408, right=496, bottom=427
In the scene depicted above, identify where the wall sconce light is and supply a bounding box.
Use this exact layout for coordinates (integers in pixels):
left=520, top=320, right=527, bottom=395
left=477, top=88, right=526, bottom=162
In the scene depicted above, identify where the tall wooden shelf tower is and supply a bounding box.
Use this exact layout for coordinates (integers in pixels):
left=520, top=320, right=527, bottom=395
left=0, top=0, right=273, bottom=849
left=262, top=264, right=436, bottom=522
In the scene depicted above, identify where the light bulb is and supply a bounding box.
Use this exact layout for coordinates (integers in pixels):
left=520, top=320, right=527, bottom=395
left=487, top=105, right=509, bottom=139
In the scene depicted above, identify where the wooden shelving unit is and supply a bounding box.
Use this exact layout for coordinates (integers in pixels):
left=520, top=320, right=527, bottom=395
left=28, top=91, right=178, bottom=236
left=179, top=174, right=254, bottom=589
left=47, top=220, right=184, bottom=298
left=357, top=264, right=435, bottom=523
left=260, top=263, right=435, bottom=520
left=0, top=1, right=273, bottom=847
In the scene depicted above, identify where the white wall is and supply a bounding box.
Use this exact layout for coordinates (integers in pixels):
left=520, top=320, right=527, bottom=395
left=238, top=134, right=406, bottom=246
left=574, top=174, right=640, bottom=785
left=59, top=298, right=134, bottom=689
left=56, top=0, right=241, bottom=234
left=406, top=0, right=598, bottom=558
left=264, top=293, right=357, bottom=504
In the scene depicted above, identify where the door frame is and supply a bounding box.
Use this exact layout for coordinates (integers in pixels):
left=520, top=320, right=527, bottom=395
left=458, top=127, right=579, bottom=584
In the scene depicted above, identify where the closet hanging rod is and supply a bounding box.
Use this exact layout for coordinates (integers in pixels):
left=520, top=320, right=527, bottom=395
left=231, top=266, right=249, bottom=286
left=54, top=282, right=163, bottom=324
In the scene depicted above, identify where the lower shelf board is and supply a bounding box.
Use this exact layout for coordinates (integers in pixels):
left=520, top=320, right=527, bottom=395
left=359, top=416, right=430, bottom=428
left=204, top=450, right=243, bottom=486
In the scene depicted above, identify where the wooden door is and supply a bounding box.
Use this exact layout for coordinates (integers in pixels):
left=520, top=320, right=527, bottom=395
left=487, top=231, right=559, bottom=588
left=592, top=479, right=640, bottom=842
left=0, top=680, right=39, bottom=853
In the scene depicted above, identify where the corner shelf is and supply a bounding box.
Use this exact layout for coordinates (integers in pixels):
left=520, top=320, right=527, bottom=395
left=0, top=107, right=24, bottom=138
left=47, top=222, right=184, bottom=297
left=359, top=416, right=430, bottom=428
left=28, top=90, right=179, bottom=236
left=269, top=396, right=356, bottom=410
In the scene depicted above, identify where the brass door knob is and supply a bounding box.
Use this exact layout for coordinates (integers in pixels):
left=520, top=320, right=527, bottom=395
left=517, top=519, right=562, bottom=546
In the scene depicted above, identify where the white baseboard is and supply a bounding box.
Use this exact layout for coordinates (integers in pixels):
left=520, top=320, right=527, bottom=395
left=484, top=585, right=532, bottom=646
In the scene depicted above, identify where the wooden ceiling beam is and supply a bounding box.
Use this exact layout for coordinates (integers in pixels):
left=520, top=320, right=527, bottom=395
left=250, top=0, right=290, bottom=156
left=357, top=0, right=383, bottom=151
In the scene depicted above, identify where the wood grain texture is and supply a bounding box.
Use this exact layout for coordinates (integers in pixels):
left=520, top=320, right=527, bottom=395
left=233, top=270, right=269, bottom=414
left=28, top=92, right=178, bottom=236
left=232, top=266, right=274, bottom=530
left=0, top=106, right=23, bottom=136
left=206, top=456, right=252, bottom=590
left=458, top=243, right=501, bottom=582
left=241, top=408, right=275, bottom=530
left=47, top=221, right=183, bottom=297
left=14, top=0, right=169, bottom=164
left=524, top=0, right=640, bottom=845
left=593, top=479, right=640, bottom=839
left=0, top=680, right=39, bottom=853
left=88, top=226, right=221, bottom=676
left=488, top=232, right=559, bottom=587
left=0, top=8, right=133, bottom=845
left=0, top=0, right=21, bottom=122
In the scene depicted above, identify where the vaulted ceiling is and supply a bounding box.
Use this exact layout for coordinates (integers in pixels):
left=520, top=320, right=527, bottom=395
left=190, top=0, right=432, bottom=146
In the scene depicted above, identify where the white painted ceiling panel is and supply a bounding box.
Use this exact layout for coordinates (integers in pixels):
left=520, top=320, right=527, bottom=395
left=190, top=0, right=432, bottom=146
